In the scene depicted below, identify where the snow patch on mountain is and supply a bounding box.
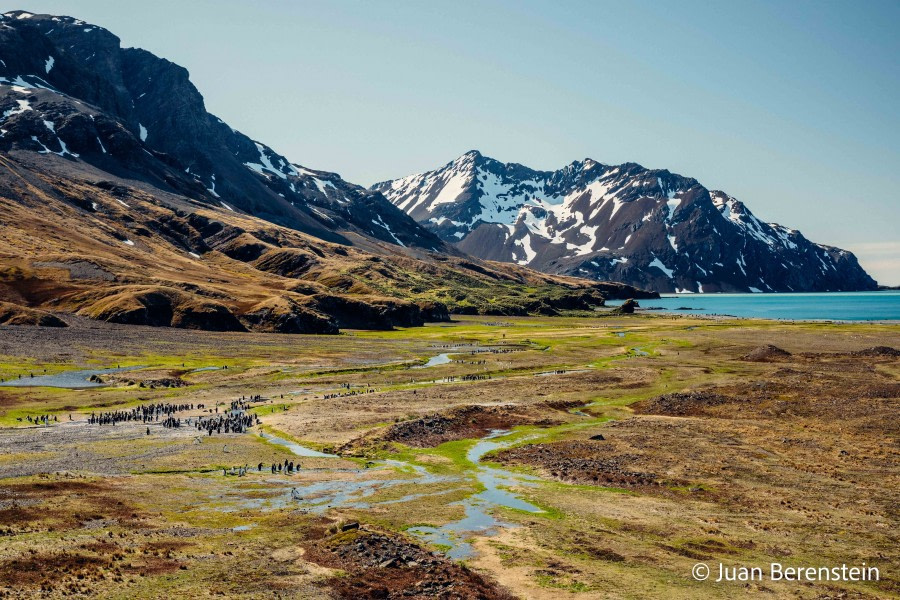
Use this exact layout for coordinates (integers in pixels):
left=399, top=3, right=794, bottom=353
left=648, top=257, right=673, bottom=279
left=374, top=151, right=876, bottom=293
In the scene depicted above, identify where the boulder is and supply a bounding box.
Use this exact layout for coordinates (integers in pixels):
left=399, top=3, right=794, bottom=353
left=741, top=344, right=791, bottom=362
left=612, top=298, right=639, bottom=314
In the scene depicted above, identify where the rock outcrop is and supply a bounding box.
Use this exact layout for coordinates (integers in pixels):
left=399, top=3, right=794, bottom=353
left=0, top=301, right=67, bottom=327
left=612, top=299, right=638, bottom=314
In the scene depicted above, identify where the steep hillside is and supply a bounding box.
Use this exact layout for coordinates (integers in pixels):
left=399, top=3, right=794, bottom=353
left=0, top=9, right=440, bottom=249
left=0, top=141, right=652, bottom=333
left=374, top=151, right=877, bottom=293
left=0, top=10, right=655, bottom=332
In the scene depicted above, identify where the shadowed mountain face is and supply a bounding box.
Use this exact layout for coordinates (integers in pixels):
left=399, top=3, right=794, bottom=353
left=0, top=10, right=655, bottom=333
left=374, top=151, right=878, bottom=293
left=0, top=9, right=441, bottom=250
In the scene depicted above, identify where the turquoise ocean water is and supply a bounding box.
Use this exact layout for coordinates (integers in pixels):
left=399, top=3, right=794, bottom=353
left=607, top=291, right=900, bottom=321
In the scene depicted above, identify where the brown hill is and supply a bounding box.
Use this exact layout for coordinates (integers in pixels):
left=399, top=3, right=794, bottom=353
left=0, top=301, right=67, bottom=327
left=0, top=154, right=654, bottom=333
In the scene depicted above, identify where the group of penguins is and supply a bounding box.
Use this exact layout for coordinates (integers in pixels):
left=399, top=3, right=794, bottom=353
left=89, top=402, right=204, bottom=426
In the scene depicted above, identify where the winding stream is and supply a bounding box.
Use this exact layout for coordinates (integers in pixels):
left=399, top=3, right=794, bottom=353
left=408, top=430, right=543, bottom=559
left=257, top=429, right=543, bottom=559
left=259, top=431, right=338, bottom=458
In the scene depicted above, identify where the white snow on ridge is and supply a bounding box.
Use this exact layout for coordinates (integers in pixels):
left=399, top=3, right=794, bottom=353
left=572, top=224, right=599, bottom=256
left=31, top=120, right=80, bottom=158
left=648, top=257, right=674, bottom=279
left=254, top=143, right=284, bottom=178
left=44, top=56, right=54, bottom=73
left=55, top=137, right=77, bottom=158
left=138, top=123, right=148, bottom=141
left=220, top=201, right=235, bottom=212
left=770, top=223, right=799, bottom=249
left=372, top=214, right=405, bottom=247
left=2, top=98, right=32, bottom=119
left=513, top=233, right=537, bottom=265
left=714, top=192, right=787, bottom=249
left=312, top=177, right=336, bottom=195
left=0, top=75, right=55, bottom=93
left=667, top=233, right=678, bottom=252
left=664, top=195, right=681, bottom=223
left=310, top=207, right=334, bottom=222
left=207, top=175, right=220, bottom=198
left=31, top=132, right=79, bottom=158
left=30, top=136, right=52, bottom=153
left=244, top=142, right=298, bottom=181
left=429, top=170, right=470, bottom=209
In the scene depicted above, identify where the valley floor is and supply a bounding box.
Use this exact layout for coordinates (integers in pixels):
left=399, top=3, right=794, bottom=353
left=0, top=314, right=897, bottom=599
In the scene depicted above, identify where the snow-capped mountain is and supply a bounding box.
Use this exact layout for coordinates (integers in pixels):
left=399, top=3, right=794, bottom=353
left=0, top=10, right=441, bottom=251
left=0, top=10, right=656, bottom=334
left=373, top=151, right=877, bottom=293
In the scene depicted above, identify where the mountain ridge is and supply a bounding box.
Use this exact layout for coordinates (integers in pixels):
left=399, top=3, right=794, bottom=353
left=0, top=10, right=654, bottom=333
left=373, top=150, right=877, bottom=293
left=0, top=9, right=445, bottom=250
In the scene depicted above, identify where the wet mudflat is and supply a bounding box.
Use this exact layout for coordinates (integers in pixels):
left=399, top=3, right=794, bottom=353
left=0, top=314, right=897, bottom=599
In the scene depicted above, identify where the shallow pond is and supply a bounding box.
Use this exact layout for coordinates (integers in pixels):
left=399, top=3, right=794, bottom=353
left=0, top=365, right=144, bottom=389
left=413, top=353, right=453, bottom=368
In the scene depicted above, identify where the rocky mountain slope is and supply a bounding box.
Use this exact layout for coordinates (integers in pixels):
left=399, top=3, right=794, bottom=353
left=374, top=151, right=877, bottom=293
left=0, top=10, right=653, bottom=332
left=0, top=9, right=440, bottom=250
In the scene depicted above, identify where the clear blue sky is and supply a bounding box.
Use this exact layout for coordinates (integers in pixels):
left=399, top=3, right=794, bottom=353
left=13, top=0, right=900, bottom=284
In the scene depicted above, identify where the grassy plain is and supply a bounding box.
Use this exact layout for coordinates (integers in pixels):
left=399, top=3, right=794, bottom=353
left=0, top=313, right=896, bottom=598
